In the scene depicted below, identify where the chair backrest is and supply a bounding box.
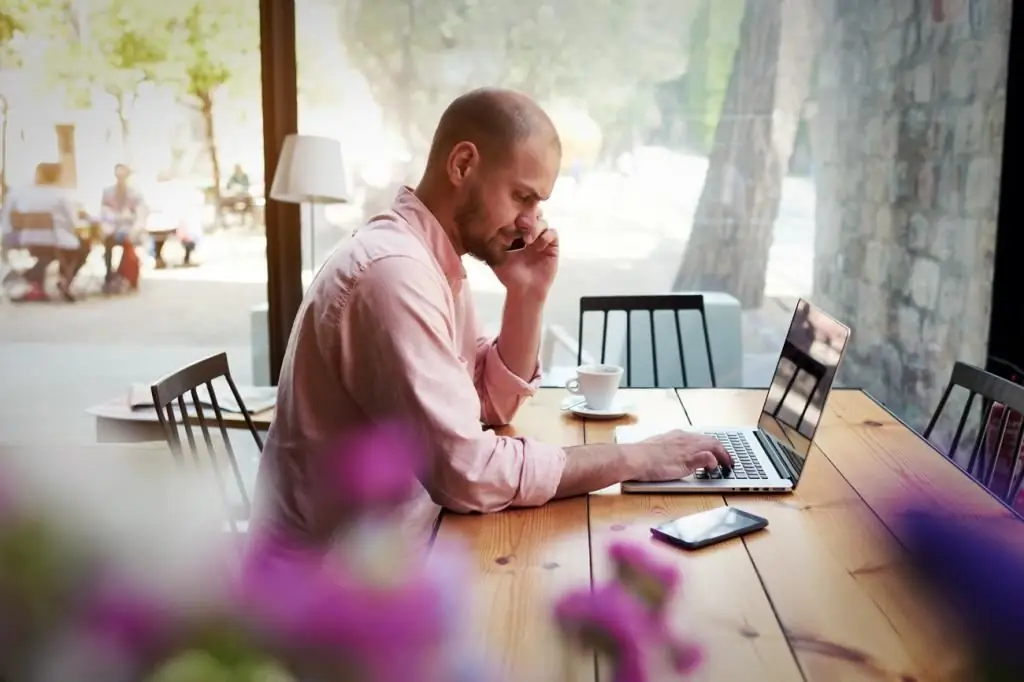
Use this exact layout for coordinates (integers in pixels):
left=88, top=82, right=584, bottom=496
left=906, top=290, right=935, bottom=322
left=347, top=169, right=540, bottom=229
left=150, top=352, right=262, bottom=534
left=577, top=294, right=716, bottom=388
left=924, top=361, right=1024, bottom=506
left=10, top=211, right=54, bottom=231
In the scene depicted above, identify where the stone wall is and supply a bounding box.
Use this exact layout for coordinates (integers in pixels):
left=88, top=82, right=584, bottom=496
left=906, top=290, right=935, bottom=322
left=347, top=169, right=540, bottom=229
left=811, top=0, right=1010, bottom=431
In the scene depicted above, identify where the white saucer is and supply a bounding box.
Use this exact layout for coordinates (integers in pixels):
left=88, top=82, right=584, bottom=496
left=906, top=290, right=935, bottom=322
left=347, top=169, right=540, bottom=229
left=565, top=397, right=633, bottom=420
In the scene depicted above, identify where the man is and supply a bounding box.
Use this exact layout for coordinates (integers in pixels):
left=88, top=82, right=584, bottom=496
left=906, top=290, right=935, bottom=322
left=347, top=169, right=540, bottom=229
left=99, top=163, right=145, bottom=289
left=222, top=163, right=254, bottom=226
left=0, top=162, right=91, bottom=302
left=253, top=88, right=730, bottom=547
left=226, top=164, right=251, bottom=195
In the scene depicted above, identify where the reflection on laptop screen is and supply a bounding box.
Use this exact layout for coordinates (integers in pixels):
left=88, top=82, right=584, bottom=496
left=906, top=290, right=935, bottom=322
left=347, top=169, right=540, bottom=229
left=757, top=299, right=850, bottom=479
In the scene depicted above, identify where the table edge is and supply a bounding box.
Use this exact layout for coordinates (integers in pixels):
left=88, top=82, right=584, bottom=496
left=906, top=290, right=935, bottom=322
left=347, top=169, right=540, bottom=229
left=857, top=388, right=1023, bottom=521
left=86, top=400, right=274, bottom=426
left=672, top=385, right=1022, bottom=522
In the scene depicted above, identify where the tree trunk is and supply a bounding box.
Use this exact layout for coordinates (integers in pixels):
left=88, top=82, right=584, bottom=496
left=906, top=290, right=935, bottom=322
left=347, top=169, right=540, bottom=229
left=199, top=91, right=222, bottom=205
left=672, top=0, right=819, bottom=309
left=115, top=94, right=131, bottom=164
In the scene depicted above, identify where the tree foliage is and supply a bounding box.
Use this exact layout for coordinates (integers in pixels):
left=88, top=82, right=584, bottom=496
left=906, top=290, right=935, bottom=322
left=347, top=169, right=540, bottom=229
left=333, top=0, right=700, bottom=159
left=38, top=1, right=182, bottom=108
left=0, top=0, right=65, bottom=67
left=168, top=0, right=259, bottom=108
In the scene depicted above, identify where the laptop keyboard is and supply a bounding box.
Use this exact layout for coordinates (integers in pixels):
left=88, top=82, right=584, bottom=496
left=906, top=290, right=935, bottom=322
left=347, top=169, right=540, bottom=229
left=694, top=431, right=769, bottom=480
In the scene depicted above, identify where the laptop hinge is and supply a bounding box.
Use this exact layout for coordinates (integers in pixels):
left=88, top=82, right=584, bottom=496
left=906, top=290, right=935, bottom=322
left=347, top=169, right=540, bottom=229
left=755, top=430, right=798, bottom=483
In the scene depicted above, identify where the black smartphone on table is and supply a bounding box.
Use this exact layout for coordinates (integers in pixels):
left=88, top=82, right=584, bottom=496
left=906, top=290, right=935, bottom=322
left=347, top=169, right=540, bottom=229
left=651, top=506, right=768, bottom=550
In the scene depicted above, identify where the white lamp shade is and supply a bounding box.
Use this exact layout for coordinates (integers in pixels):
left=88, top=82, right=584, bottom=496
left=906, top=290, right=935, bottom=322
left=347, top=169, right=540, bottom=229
left=269, top=134, right=349, bottom=204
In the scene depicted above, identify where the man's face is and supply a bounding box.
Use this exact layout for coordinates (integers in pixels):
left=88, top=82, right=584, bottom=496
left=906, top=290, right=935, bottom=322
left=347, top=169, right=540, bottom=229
left=451, top=136, right=560, bottom=266
left=114, top=165, right=129, bottom=184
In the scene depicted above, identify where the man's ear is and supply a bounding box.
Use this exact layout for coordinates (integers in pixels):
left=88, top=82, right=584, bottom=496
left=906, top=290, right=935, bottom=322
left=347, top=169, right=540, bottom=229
left=447, top=141, right=479, bottom=188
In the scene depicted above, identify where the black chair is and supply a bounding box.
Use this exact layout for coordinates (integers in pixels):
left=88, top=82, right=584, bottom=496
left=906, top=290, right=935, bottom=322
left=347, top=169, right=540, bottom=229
left=577, top=294, right=716, bottom=388
left=923, top=361, right=1024, bottom=505
left=151, top=352, right=262, bottom=535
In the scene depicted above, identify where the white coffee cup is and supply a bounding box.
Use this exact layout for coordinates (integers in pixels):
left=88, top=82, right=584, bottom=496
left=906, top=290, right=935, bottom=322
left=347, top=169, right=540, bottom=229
left=565, top=364, right=624, bottom=411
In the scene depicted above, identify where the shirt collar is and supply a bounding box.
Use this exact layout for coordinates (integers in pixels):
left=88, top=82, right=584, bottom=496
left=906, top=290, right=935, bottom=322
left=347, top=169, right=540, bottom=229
left=392, top=186, right=466, bottom=284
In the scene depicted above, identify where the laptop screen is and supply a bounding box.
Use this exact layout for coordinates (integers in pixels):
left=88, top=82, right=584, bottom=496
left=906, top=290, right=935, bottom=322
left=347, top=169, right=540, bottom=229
left=757, top=299, right=850, bottom=480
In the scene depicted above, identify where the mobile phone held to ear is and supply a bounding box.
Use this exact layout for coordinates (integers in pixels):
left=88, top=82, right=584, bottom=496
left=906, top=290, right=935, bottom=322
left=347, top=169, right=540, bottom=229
left=651, top=506, right=768, bottom=550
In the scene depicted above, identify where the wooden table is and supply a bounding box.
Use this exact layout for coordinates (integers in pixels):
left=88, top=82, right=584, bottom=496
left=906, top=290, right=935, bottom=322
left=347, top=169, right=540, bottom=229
left=418, top=387, right=1022, bottom=682
left=86, top=394, right=275, bottom=443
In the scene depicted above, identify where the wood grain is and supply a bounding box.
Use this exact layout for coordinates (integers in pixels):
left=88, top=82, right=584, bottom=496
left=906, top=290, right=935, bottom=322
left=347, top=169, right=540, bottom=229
left=678, top=388, right=973, bottom=681
left=820, top=390, right=1013, bottom=520
left=584, top=389, right=804, bottom=682
left=430, top=391, right=593, bottom=682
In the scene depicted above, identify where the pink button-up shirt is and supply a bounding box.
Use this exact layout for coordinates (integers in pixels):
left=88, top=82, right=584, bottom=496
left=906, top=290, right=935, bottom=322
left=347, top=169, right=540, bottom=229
left=252, top=188, right=567, bottom=545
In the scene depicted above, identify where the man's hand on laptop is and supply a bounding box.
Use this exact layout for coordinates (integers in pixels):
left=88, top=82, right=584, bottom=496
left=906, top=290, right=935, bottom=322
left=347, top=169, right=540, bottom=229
left=631, top=430, right=732, bottom=481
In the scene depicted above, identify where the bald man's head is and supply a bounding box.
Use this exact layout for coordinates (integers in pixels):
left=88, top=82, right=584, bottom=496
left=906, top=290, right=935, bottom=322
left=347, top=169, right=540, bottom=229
left=426, top=87, right=560, bottom=167
left=420, top=88, right=561, bottom=266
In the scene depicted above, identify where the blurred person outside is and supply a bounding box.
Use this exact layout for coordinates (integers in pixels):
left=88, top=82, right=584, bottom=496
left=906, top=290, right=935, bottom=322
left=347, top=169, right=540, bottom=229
left=0, top=161, right=91, bottom=302
left=145, top=169, right=204, bottom=269
left=99, top=163, right=146, bottom=292
left=223, top=163, right=255, bottom=225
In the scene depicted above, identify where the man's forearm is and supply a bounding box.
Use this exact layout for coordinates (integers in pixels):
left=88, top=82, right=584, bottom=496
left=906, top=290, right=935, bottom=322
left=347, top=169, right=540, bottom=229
left=554, top=443, right=640, bottom=499
left=496, top=289, right=546, bottom=382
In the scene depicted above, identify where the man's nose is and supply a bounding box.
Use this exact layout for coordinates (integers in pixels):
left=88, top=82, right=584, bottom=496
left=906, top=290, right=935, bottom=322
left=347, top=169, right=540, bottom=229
left=515, top=210, right=541, bottom=232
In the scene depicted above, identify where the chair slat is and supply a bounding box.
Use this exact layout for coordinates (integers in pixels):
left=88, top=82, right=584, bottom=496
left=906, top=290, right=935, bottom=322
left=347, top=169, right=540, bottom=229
left=925, top=361, right=1024, bottom=508
left=578, top=294, right=716, bottom=389
left=149, top=352, right=262, bottom=539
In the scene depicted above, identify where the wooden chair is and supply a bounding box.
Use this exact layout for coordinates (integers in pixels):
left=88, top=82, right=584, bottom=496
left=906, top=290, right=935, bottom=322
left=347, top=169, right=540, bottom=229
left=4, top=212, right=55, bottom=284
left=577, top=294, right=717, bottom=388
left=924, top=361, right=1024, bottom=506
left=151, top=352, right=263, bottom=535
left=3, top=211, right=91, bottom=298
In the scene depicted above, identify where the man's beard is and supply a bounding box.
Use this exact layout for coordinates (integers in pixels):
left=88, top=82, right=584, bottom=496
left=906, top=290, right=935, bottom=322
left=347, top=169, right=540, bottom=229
left=453, top=185, right=506, bottom=266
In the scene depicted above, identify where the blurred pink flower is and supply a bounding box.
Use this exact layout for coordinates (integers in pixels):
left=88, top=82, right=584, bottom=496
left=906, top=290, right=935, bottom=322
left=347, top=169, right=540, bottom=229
left=317, top=420, right=424, bottom=513
left=77, top=572, right=174, bottom=660
left=556, top=542, right=703, bottom=681
left=556, top=583, right=649, bottom=682
left=238, top=539, right=451, bottom=680
left=608, top=541, right=680, bottom=616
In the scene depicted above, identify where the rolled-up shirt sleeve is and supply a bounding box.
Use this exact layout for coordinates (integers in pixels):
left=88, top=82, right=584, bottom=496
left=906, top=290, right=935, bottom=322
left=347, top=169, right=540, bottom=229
left=334, top=256, right=566, bottom=513
left=473, top=336, right=541, bottom=427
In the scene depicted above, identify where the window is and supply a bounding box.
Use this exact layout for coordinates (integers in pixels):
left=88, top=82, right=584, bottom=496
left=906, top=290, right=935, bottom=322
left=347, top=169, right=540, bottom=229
left=295, top=0, right=1009, bottom=433
left=0, top=0, right=268, bottom=440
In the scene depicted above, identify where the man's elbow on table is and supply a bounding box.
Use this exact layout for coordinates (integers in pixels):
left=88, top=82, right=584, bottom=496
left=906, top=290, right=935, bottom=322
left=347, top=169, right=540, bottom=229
left=424, top=435, right=567, bottom=514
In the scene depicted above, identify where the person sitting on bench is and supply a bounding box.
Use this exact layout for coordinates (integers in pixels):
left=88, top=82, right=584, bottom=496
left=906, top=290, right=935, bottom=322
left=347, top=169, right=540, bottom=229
left=99, top=163, right=146, bottom=291
left=0, top=162, right=91, bottom=302
left=146, top=169, right=203, bottom=268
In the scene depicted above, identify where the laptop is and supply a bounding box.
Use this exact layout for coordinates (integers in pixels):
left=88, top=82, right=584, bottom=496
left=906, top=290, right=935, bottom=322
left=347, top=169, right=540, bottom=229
left=618, top=298, right=851, bottom=494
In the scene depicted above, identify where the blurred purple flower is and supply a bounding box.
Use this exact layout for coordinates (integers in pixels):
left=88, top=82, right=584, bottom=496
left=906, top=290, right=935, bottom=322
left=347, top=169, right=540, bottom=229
left=238, top=540, right=449, bottom=679
left=898, top=506, right=1024, bottom=679
left=77, top=573, right=174, bottom=659
left=556, top=583, right=648, bottom=682
left=313, top=420, right=425, bottom=520
left=608, top=541, right=680, bottom=616
left=556, top=583, right=703, bottom=681
left=556, top=542, right=703, bottom=681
